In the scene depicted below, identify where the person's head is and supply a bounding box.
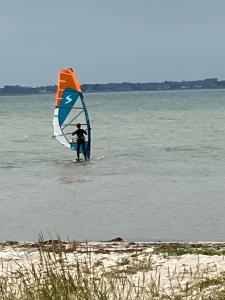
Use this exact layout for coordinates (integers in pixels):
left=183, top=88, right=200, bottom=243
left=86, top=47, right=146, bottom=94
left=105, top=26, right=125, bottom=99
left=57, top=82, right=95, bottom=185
left=76, top=123, right=81, bottom=129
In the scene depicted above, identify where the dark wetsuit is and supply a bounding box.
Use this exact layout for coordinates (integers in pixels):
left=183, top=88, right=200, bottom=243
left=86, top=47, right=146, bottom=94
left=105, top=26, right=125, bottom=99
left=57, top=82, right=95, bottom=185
left=72, top=128, right=87, bottom=160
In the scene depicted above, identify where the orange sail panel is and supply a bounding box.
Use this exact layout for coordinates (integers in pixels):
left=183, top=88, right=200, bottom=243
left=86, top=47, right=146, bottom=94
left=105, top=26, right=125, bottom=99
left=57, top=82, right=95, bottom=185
left=55, top=68, right=82, bottom=108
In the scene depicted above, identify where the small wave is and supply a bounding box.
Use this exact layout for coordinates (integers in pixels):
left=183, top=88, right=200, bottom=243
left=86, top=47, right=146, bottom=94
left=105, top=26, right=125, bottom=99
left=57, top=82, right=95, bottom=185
left=56, top=176, right=89, bottom=184
left=0, top=163, right=20, bottom=169
left=12, top=139, right=29, bottom=143
left=165, top=146, right=196, bottom=152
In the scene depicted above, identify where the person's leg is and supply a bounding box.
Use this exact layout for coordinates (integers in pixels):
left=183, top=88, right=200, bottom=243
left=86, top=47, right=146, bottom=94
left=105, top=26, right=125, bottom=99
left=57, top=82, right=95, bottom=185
left=77, top=141, right=81, bottom=160
left=82, top=140, right=87, bottom=160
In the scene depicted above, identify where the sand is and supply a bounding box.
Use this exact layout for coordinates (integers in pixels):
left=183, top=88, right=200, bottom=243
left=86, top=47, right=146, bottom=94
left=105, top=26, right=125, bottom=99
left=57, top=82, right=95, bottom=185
left=1, top=239, right=225, bottom=299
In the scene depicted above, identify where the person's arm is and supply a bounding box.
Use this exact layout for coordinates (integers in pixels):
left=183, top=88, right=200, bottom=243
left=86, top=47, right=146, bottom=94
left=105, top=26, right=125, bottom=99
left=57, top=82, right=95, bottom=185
left=72, top=130, right=77, bottom=136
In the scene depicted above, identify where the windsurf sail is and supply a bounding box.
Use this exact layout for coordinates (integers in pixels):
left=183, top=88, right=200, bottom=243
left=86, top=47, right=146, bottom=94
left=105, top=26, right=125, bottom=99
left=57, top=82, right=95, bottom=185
left=53, top=68, right=91, bottom=159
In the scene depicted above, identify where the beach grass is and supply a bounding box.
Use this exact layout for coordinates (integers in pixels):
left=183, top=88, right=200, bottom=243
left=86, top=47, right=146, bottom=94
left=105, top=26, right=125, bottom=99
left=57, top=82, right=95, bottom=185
left=153, top=244, right=225, bottom=257
left=1, top=238, right=225, bottom=299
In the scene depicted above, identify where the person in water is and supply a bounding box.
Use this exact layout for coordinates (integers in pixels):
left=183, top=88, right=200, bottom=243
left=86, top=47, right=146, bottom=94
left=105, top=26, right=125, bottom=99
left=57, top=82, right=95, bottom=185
left=72, top=123, right=87, bottom=161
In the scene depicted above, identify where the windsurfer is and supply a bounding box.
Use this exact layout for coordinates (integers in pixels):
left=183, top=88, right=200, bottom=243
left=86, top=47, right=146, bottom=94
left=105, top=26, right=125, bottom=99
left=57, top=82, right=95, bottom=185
left=72, top=123, right=87, bottom=161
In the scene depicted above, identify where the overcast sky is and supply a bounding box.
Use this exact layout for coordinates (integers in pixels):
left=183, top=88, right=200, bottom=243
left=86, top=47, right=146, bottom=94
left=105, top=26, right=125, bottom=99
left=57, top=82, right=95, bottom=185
left=1, top=0, right=225, bottom=86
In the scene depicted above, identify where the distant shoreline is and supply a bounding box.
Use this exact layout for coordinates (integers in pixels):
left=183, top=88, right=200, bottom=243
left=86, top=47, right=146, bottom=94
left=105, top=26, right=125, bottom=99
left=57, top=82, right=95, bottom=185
left=0, top=77, right=225, bottom=96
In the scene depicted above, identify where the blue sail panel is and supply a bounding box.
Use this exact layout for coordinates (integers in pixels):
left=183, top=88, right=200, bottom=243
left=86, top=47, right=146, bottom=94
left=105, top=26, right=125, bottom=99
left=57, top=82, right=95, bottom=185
left=58, top=89, right=80, bottom=125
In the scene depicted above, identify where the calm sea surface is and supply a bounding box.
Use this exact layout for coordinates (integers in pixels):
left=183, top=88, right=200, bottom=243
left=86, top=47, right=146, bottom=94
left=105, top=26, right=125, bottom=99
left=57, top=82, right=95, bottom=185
left=1, top=90, right=225, bottom=242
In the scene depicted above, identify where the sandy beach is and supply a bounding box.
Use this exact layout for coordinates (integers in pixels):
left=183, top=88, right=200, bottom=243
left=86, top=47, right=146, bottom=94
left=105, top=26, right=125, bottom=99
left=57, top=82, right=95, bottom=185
left=1, top=239, right=225, bottom=299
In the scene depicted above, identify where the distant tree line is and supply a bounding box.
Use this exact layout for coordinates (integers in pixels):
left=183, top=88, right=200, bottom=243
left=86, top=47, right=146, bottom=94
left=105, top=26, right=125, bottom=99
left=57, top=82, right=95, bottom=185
left=83, top=78, right=225, bottom=92
left=0, top=78, right=225, bottom=95
left=0, top=85, right=57, bottom=95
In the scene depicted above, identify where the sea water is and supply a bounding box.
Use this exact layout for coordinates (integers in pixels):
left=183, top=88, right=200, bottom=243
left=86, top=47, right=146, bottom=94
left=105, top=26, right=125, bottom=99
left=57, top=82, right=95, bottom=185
left=1, top=90, right=225, bottom=242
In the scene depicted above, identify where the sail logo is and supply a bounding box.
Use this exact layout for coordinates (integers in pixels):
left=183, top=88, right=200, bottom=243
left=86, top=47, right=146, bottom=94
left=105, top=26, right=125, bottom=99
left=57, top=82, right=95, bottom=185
left=65, top=95, right=72, bottom=104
